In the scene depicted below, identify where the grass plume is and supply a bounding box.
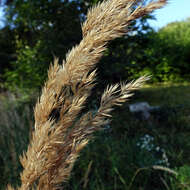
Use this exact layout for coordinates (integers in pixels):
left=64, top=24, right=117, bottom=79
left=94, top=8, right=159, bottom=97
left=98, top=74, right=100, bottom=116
left=7, top=0, right=167, bottom=189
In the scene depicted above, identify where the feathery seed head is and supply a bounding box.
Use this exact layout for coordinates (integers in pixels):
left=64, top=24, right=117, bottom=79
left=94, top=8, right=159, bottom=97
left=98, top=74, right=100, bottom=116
left=7, top=0, right=167, bottom=189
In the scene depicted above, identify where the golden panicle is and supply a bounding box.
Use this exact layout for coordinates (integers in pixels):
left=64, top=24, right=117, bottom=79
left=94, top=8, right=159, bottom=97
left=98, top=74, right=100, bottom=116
left=92, top=76, right=150, bottom=125
left=71, top=76, right=150, bottom=138
left=64, top=0, right=166, bottom=83
left=7, top=0, right=167, bottom=189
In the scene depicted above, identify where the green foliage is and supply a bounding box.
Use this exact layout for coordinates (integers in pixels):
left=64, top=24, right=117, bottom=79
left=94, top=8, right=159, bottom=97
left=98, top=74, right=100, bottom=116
left=0, top=26, right=16, bottom=87
left=2, top=0, right=96, bottom=92
left=99, top=18, right=190, bottom=84
left=98, top=18, right=190, bottom=85
left=1, top=0, right=156, bottom=92
left=4, top=38, right=48, bottom=93
left=65, top=132, right=164, bottom=190
left=139, top=18, right=190, bottom=82
left=1, top=1, right=190, bottom=91
left=170, top=165, right=190, bottom=190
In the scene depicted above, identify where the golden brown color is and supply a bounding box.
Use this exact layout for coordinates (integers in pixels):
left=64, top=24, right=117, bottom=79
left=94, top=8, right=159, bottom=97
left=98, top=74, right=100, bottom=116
left=7, top=0, right=167, bottom=189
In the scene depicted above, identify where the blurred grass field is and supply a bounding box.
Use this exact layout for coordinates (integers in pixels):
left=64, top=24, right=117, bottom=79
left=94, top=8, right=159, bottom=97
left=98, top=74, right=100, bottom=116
left=136, top=83, right=190, bottom=106
left=1, top=84, right=190, bottom=189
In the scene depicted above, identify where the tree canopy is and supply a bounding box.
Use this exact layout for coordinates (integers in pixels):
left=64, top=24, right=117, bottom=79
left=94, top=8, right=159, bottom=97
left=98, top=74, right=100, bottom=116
left=0, top=0, right=155, bottom=93
left=141, top=18, right=190, bottom=82
left=1, top=0, right=190, bottom=93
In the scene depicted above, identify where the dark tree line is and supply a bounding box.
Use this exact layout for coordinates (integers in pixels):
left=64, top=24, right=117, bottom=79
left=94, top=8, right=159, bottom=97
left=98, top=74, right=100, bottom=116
left=0, top=0, right=190, bottom=93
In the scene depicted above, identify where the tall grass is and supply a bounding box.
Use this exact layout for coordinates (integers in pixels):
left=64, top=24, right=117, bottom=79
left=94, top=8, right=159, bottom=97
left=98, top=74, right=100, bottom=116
left=0, top=93, right=33, bottom=188
left=3, top=0, right=168, bottom=189
left=2, top=86, right=190, bottom=189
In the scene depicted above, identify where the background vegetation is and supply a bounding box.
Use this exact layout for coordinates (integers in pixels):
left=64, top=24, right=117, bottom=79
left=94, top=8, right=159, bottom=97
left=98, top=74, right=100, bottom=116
left=0, top=0, right=190, bottom=189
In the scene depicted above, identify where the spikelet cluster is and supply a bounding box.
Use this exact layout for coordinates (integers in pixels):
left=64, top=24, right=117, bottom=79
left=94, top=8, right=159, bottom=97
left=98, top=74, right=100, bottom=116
left=7, top=0, right=167, bottom=189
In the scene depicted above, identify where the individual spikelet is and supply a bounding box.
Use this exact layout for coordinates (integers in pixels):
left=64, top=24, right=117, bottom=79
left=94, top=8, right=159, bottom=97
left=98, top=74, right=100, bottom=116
left=7, top=0, right=167, bottom=189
